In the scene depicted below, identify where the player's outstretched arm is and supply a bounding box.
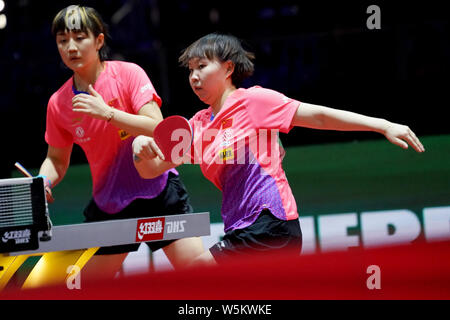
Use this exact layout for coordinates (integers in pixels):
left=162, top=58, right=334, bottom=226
left=291, top=102, right=425, bottom=153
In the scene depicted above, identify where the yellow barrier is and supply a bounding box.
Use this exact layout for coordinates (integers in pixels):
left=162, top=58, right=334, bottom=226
left=22, top=247, right=99, bottom=289
left=0, top=247, right=99, bottom=291
left=0, top=254, right=30, bottom=291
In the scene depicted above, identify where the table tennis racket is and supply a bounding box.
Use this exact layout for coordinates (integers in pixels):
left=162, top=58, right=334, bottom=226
left=14, top=162, right=55, bottom=203
left=153, top=115, right=193, bottom=164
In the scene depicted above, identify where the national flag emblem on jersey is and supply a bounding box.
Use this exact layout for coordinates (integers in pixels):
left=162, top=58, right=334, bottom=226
left=222, top=118, right=233, bottom=129
left=108, top=98, right=121, bottom=109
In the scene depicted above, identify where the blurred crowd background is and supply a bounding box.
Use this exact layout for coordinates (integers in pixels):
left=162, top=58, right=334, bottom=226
left=0, top=0, right=448, bottom=178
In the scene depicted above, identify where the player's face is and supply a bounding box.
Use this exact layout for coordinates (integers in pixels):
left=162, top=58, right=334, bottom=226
left=56, top=30, right=104, bottom=72
left=188, top=57, right=232, bottom=106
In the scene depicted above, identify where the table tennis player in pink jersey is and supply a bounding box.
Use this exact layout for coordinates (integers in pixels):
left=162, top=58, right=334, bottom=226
left=37, top=5, right=203, bottom=279
left=186, top=86, right=300, bottom=234
left=133, top=33, right=425, bottom=266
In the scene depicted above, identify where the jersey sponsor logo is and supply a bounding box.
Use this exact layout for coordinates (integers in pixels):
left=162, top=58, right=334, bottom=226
left=75, top=126, right=85, bottom=138
left=221, top=129, right=234, bottom=147
left=2, top=229, right=31, bottom=244
left=118, top=129, right=130, bottom=140
left=74, top=126, right=91, bottom=144
left=221, top=118, right=234, bottom=148
left=140, top=83, right=152, bottom=94
left=136, top=217, right=165, bottom=242
left=166, top=220, right=186, bottom=234
left=220, top=148, right=234, bottom=161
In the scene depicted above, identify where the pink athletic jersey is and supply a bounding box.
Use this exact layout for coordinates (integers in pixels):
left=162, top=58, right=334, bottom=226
left=188, top=86, right=300, bottom=232
left=45, top=60, right=175, bottom=213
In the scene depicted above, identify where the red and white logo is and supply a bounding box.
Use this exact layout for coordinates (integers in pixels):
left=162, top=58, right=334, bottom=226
left=75, top=126, right=85, bottom=138
left=136, top=217, right=165, bottom=242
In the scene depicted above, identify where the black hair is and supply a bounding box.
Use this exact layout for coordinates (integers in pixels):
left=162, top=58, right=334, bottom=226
left=51, top=5, right=110, bottom=61
left=179, top=33, right=255, bottom=86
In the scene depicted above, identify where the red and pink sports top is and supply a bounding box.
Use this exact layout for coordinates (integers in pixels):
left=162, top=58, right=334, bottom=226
left=188, top=86, right=300, bottom=232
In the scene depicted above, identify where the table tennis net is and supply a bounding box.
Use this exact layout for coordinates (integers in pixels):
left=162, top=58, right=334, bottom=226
left=0, top=177, right=51, bottom=253
left=0, top=181, right=34, bottom=228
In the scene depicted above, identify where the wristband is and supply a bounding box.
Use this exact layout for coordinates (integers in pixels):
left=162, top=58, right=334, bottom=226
left=36, top=174, right=52, bottom=189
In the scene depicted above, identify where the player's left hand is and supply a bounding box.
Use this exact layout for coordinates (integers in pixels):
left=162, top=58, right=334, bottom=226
left=132, top=135, right=165, bottom=161
left=72, top=84, right=111, bottom=120
left=383, top=122, right=425, bottom=153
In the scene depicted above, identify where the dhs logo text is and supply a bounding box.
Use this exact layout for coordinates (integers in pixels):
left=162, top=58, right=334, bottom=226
left=166, top=220, right=186, bottom=234
left=2, top=229, right=31, bottom=244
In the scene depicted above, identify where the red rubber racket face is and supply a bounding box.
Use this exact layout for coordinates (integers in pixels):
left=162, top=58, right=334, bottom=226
left=153, top=116, right=193, bottom=163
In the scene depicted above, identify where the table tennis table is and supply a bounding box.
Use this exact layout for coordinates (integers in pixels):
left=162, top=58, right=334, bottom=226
left=0, top=176, right=210, bottom=290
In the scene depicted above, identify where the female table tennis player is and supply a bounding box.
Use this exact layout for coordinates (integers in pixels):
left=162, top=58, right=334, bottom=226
left=37, top=5, right=204, bottom=278
left=132, top=33, right=425, bottom=266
